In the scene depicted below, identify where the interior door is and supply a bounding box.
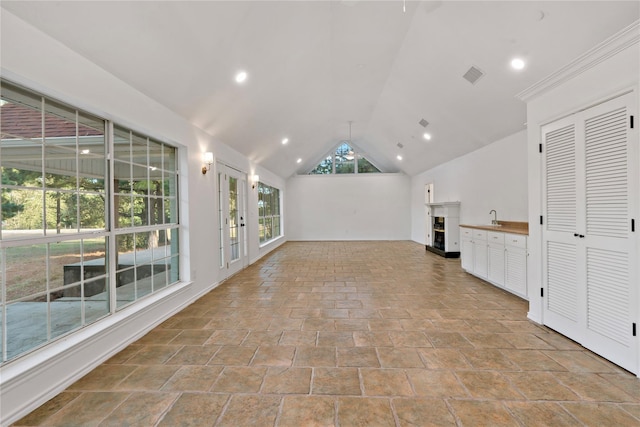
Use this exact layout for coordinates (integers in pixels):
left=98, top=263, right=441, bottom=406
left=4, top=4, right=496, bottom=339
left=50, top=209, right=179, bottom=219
left=581, top=94, right=637, bottom=373
left=541, top=115, right=584, bottom=342
left=542, top=92, right=638, bottom=373
left=218, top=164, right=248, bottom=279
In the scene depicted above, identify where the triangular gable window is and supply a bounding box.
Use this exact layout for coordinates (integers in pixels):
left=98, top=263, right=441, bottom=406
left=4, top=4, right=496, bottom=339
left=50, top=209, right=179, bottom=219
left=310, top=142, right=381, bottom=175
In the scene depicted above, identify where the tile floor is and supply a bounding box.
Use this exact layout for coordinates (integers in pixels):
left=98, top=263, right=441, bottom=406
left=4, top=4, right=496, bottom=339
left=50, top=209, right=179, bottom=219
left=14, top=241, right=640, bottom=426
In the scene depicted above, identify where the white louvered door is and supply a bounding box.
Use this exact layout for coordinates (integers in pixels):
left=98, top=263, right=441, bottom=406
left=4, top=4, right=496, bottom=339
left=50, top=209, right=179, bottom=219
left=542, top=115, right=585, bottom=342
left=582, top=96, right=636, bottom=372
left=542, top=92, right=638, bottom=374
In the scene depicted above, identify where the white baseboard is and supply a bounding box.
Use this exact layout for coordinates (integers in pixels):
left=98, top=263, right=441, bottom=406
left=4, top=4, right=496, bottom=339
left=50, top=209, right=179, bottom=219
left=527, top=311, right=542, bottom=325
left=0, top=280, right=221, bottom=426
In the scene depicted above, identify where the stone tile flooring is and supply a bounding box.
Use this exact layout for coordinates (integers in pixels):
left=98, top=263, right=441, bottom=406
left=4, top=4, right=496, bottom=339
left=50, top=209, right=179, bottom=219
left=14, top=241, right=640, bottom=426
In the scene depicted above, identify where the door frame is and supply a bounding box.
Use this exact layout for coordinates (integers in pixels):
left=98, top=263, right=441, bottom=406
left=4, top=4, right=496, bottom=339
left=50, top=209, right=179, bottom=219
left=540, top=92, right=639, bottom=374
left=217, top=162, right=249, bottom=280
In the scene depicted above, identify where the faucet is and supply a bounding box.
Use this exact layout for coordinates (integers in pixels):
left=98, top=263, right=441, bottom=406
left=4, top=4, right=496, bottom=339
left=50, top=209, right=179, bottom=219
left=489, top=210, right=498, bottom=225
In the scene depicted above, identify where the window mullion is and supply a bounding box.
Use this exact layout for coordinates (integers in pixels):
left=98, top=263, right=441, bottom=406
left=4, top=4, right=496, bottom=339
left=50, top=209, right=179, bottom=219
left=161, top=145, right=165, bottom=225
left=46, top=243, right=51, bottom=341
left=41, top=97, right=46, bottom=236
left=107, top=121, right=117, bottom=315
left=80, top=239, right=85, bottom=325
left=76, top=111, right=81, bottom=233
left=1, top=248, right=6, bottom=362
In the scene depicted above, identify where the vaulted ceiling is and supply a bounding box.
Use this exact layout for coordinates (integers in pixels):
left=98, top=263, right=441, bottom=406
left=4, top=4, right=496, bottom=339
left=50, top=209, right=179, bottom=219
left=2, top=1, right=638, bottom=177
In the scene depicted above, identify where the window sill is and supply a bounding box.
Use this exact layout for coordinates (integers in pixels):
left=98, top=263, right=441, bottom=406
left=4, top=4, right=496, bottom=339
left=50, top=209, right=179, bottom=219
left=259, top=235, right=284, bottom=249
left=1, top=280, right=192, bottom=381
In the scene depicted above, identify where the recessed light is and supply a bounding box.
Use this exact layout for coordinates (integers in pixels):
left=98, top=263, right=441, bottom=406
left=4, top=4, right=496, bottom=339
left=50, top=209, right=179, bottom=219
left=397, top=155, right=403, bottom=161
left=511, top=58, right=525, bottom=70
left=296, top=158, right=302, bottom=163
left=235, top=70, right=248, bottom=83
left=282, top=138, right=289, bottom=145
left=423, top=133, right=432, bottom=141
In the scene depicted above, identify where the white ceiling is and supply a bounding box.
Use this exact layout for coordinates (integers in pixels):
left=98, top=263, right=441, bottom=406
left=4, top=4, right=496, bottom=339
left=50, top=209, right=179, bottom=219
left=2, top=1, right=639, bottom=177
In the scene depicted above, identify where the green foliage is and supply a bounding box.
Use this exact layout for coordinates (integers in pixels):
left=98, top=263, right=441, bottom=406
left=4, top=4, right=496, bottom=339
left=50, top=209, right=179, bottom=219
left=310, top=156, right=333, bottom=174
left=2, top=168, right=36, bottom=224
left=357, top=156, right=381, bottom=173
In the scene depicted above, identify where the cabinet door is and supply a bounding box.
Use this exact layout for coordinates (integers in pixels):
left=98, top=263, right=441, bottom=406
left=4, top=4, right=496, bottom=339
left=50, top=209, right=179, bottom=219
left=488, top=243, right=505, bottom=287
left=473, top=240, right=488, bottom=279
left=461, top=238, right=474, bottom=272
left=505, top=246, right=527, bottom=296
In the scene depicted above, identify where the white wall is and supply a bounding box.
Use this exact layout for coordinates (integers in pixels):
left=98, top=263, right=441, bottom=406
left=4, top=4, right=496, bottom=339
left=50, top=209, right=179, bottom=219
left=410, top=130, right=528, bottom=244
left=0, top=10, right=286, bottom=424
left=523, top=26, right=639, bottom=324
left=286, top=174, right=411, bottom=241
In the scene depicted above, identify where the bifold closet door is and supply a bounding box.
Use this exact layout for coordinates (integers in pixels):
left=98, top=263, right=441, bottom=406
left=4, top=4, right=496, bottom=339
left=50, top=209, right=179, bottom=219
left=542, top=92, right=638, bottom=374
left=542, top=114, right=584, bottom=343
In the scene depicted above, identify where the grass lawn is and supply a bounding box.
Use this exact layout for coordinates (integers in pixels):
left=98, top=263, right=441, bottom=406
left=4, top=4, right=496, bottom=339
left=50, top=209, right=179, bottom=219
left=4, top=238, right=107, bottom=301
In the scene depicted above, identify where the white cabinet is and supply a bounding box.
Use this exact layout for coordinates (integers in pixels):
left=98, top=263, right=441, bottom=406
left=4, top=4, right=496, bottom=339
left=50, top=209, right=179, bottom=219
left=472, top=230, right=488, bottom=279
left=460, top=226, right=527, bottom=298
left=505, top=234, right=527, bottom=296
left=460, top=228, right=474, bottom=271
left=488, top=232, right=505, bottom=286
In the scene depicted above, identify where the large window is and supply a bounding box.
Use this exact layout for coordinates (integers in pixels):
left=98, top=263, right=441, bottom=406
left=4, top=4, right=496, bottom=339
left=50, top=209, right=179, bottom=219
left=112, top=126, right=179, bottom=309
left=310, top=142, right=381, bottom=174
left=257, top=182, right=281, bottom=244
left=0, top=80, right=180, bottom=364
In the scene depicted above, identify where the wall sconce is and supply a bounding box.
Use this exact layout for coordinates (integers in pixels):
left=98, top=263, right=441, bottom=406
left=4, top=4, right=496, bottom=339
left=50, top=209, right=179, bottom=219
left=251, top=174, right=260, bottom=189
left=202, top=152, right=213, bottom=175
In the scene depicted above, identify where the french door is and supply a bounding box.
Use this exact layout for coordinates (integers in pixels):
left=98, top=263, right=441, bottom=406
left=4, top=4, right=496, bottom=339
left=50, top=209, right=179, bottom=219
left=218, top=164, right=248, bottom=279
left=541, top=92, right=638, bottom=373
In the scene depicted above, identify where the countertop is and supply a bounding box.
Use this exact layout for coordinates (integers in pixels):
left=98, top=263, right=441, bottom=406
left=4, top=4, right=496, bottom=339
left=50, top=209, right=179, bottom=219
left=459, top=221, right=529, bottom=236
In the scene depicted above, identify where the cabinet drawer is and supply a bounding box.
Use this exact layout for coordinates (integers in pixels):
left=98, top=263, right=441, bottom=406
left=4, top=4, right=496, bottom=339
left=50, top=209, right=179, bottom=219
left=505, top=233, right=527, bottom=248
left=473, top=229, right=487, bottom=240
left=488, top=231, right=505, bottom=244
left=460, top=227, right=473, bottom=238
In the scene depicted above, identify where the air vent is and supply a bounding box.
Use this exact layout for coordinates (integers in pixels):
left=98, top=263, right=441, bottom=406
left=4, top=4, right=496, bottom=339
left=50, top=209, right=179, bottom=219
left=463, top=66, right=485, bottom=85
left=419, top=118, right=429, bottom=128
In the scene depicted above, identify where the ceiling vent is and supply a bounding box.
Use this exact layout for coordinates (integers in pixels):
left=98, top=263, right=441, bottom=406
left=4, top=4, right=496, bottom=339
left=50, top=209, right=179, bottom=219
left=418, top=118, right=429, bottom=128
left=463, top=66, right=485, bottom=85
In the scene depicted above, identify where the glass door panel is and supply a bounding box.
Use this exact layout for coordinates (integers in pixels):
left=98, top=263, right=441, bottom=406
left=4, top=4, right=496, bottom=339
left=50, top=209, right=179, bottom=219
left=217, top=164, right=247, bottom=279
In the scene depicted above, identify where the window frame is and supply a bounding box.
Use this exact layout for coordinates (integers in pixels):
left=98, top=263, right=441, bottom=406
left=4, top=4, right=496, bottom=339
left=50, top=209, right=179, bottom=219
left=257, top=181, right=282, bottom=246
left=309, top=141, right=381, bottom=174
left=0, top=79, right=182, bottom=364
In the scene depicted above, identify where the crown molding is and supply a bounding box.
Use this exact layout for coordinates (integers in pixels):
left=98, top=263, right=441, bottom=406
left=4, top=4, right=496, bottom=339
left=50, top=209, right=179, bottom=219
left=516, top=20, right=639, bottom=102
